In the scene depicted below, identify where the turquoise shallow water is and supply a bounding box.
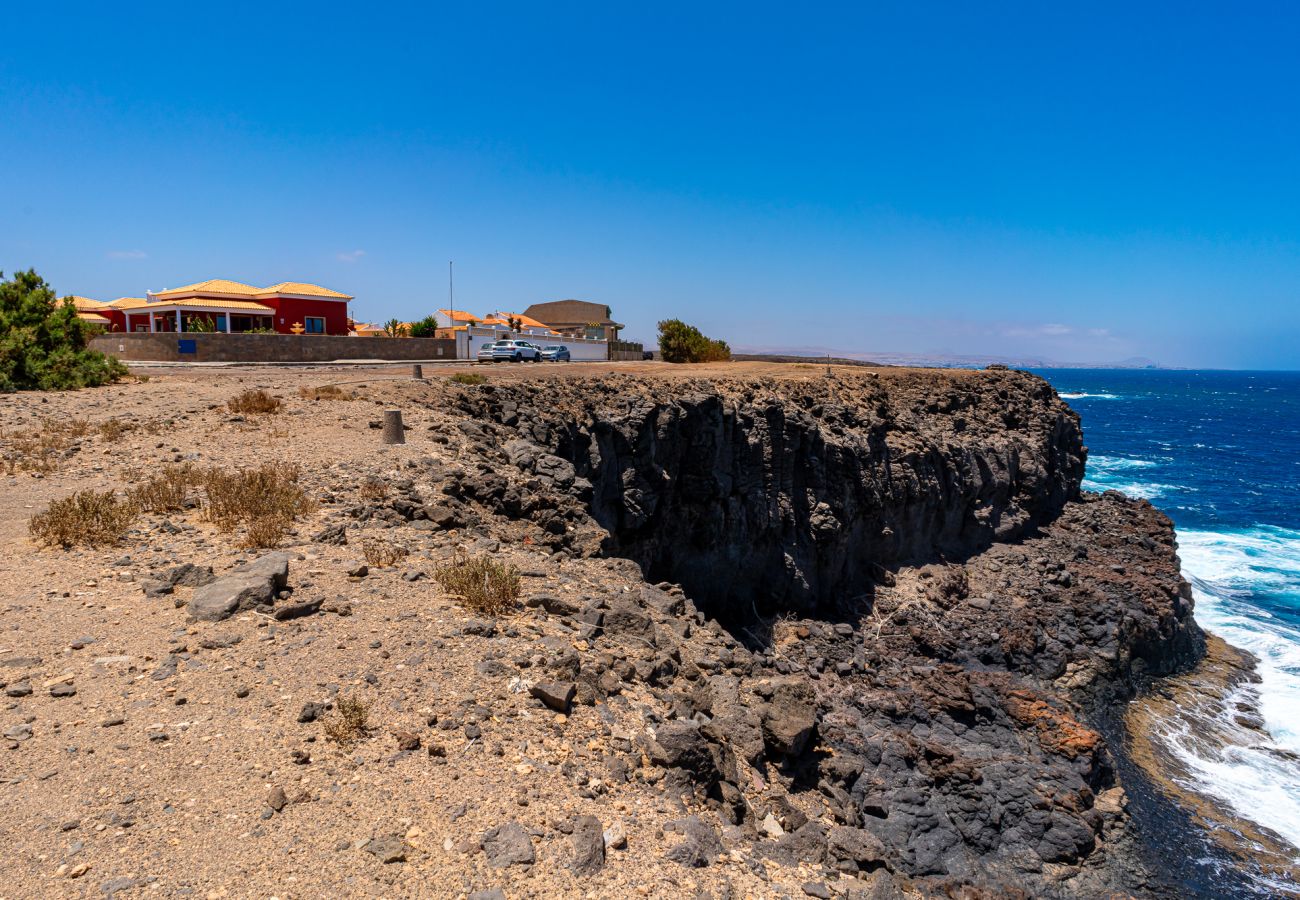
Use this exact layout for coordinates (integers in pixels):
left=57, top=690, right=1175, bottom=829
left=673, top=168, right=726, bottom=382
left=1036, top=369, right=1300, bottom=862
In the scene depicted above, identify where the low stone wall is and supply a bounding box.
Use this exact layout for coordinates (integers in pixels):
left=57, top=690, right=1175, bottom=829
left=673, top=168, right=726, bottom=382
left=609, top=340, right=645, bottom=361
left=91, top=333, right=458, bottom=364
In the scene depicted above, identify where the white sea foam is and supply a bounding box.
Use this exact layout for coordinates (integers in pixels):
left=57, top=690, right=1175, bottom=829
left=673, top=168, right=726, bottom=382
left=1059, top=391, right=1120, bottom=400
left=1165, top=526, right=1300, bottom=854
left=1083, top=455, right=1177, bottom=500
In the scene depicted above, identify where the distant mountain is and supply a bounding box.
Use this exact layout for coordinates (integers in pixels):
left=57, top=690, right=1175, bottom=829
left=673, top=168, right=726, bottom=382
left=732, top=344, right=1162, bottom=370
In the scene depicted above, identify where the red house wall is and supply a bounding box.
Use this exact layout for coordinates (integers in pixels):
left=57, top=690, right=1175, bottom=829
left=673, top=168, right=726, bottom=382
left=263, top=298, right=350, bottom=335
left=101, top=309, right=127, bottom=332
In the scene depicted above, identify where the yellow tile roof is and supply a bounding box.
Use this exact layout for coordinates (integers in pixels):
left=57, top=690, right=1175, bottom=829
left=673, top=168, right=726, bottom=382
left=76, top=310, right=112, bottom=322
left=258, top=282, right=352, bottom=299
left=152, top=279, right=262, bottom=299
left=66, top=295, right=106, bottom=310
left=109, top=297, right=150, bottom=309
left=152, top=299, right=274, bottom=313
left=437, top=308, right=482, bottom=322
left=485, top=312, right=559, bottom=334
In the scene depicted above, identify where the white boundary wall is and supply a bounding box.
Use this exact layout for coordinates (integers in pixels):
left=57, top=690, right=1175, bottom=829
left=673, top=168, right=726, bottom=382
left=458, top=327, right=608, bottom=361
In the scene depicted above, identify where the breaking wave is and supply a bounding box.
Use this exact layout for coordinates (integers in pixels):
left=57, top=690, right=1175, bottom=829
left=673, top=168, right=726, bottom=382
left=1171, top=526, right=1300, bottom=855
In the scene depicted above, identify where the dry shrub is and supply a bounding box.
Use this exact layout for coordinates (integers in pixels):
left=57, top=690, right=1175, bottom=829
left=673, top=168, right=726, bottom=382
left=358, top=477, right=388, bottom=501
left=450, top=372, right=487, bottom=386
left=242, top=516, right=292, bottom=549
left=323, top=694, right=372, bottom=745
left=1, top=418, right=92, bottom=474
left=361, top=539, right=408, bottom=568
left=433, top=551, right=520, bottom=616
left=227, top=389, right=282, bottom=415
left=201, top=463, right=315, bottom=548
left=29, top=490, right=138, bottom=548
left=97, top=418, right=138, bottom=442
left=298, top=384, right=350, bottom=400
left=128, top=463, right=195, bottom=513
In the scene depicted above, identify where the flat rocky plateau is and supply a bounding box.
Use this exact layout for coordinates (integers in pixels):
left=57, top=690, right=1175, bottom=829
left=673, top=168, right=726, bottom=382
left=0, top=361, right=1219, bottom=898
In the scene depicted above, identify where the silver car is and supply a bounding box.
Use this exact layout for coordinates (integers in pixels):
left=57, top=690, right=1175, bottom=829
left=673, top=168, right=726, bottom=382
left=540, top=345, right=571, bottom=362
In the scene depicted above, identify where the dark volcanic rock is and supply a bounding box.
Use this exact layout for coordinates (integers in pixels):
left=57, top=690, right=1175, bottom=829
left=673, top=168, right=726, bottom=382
left=665, top=816, right=723, bottom=868
left=402, top=369, right=1209, bottom=897
left=529, top=681, right=576, bottom=714
left=189, top=552, right=290, bottom=622
left=569, top=814, right=606, bottom=875
left=481, top=821, right=534, bottom=868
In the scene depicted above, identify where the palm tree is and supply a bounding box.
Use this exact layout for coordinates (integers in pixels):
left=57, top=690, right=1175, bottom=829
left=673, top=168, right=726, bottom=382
left=383, top=318, right=408, bottom=338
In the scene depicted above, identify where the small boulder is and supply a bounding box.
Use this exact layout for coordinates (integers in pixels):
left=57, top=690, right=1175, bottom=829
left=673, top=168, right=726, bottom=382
left=664, top=816, right=722, bottom=868
left=188, top=552, right=290, bottom=622
left=481, top=821, right=535, bottom=868
left=569, top=814, right=605, bottom=875
left=759, top=677, right=818, bottom=757
left=365, top=834, right=408, bottom=864
left=312, top=524, right=348, bottom=545
left=529, top=681, right=576, bottom=714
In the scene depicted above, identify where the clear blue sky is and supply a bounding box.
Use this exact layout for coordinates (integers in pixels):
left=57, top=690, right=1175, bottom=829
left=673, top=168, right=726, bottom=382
left=3, top=2, right=1299, bottom=367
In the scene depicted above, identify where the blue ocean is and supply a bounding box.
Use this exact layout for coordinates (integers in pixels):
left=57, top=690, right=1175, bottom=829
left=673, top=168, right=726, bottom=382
left=1036, top=369, right=1300, bottom=859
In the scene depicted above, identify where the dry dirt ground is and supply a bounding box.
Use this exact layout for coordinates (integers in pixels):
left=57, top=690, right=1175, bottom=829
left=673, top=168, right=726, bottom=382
left=0, top=362, right=899, bottom=900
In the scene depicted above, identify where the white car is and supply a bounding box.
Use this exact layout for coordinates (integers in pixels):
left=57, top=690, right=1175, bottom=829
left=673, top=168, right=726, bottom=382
left=484, top=339, right=541, bottom=362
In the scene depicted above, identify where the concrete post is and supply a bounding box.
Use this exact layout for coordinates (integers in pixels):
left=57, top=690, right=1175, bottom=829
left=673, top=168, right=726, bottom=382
left=382, top=409, right=405, bottom=445
left=411, top=364, right=424, bottom=380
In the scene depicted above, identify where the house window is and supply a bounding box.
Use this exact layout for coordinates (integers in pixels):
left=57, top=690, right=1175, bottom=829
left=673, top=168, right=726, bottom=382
left=304, top=316, right=326, bottom=334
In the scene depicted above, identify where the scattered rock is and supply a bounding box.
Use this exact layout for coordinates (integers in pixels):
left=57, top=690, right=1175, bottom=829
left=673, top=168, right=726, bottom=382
left=603, top=820, right=627, bottom=850
left=665, top=816, right=722, bottom=868
left=481, top=821, right=535, bottom=868
left=313, top=524, right=348, bottom=545
left=267, top=786, right=288, bottom=812
left=364, top=834, right=408, bottom=864
left=529, top=681, right=576, bottom=714
left=298, top=701, right=328, bottom=723
left=569, top=814, right=605, bottom=875
left=4, top=723, right=33, bottom=742
left=189, top=552, right=290, bottom=622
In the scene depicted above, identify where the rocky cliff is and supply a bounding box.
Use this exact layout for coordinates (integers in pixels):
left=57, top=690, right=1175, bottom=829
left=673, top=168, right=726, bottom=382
left=413, top=366, right=1207, bottom=896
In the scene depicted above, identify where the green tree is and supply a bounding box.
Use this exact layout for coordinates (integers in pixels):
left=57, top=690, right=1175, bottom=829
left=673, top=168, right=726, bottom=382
left=186, top=315, right=220, bottom=333
left=656, top=319, right=731, bottom=364
left=0, top=270, right=128, bottom=392
left=408, top=315, right=439, bottom=338
left=383, top=318, right=408, bottom=338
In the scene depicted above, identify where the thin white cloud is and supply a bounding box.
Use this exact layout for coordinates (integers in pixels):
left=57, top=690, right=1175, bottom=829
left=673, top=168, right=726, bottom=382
left=1039, top=323, right=1072, bottom=336
left=337, top=249, right=366, bottom=263
left=106, top=249, right=148, bottom=260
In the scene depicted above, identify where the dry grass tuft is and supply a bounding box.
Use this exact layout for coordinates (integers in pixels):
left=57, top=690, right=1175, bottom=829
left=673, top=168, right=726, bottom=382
left=227, top=389, right=282, bottom=415
left=323, top=694, right=372, bottom=745
left=434, top=551, right=521, bottom=616
left=298, top=384, right=350, bottom=401
left=96, top=418, right=138, bottom=442
left=450, top=372, right=487, bottom=386
left=201, top=463, right=315, bottom=548
left=361, top=539, right=408, bottom=568
left=29, top=490, right=138, bottom=548
left=1, top=418, right=92, bottom=474
left=128, top=463, right=195, bottom=513
left=358, top=477, right=388, bottom=501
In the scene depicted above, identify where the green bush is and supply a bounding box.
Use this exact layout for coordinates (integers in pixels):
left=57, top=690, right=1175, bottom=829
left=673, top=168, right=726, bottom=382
left=408, top=315, right=440, bottom=338
left=656, top=319, right=731, bottom=363
left=0, top=270, right=128, bottom=391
